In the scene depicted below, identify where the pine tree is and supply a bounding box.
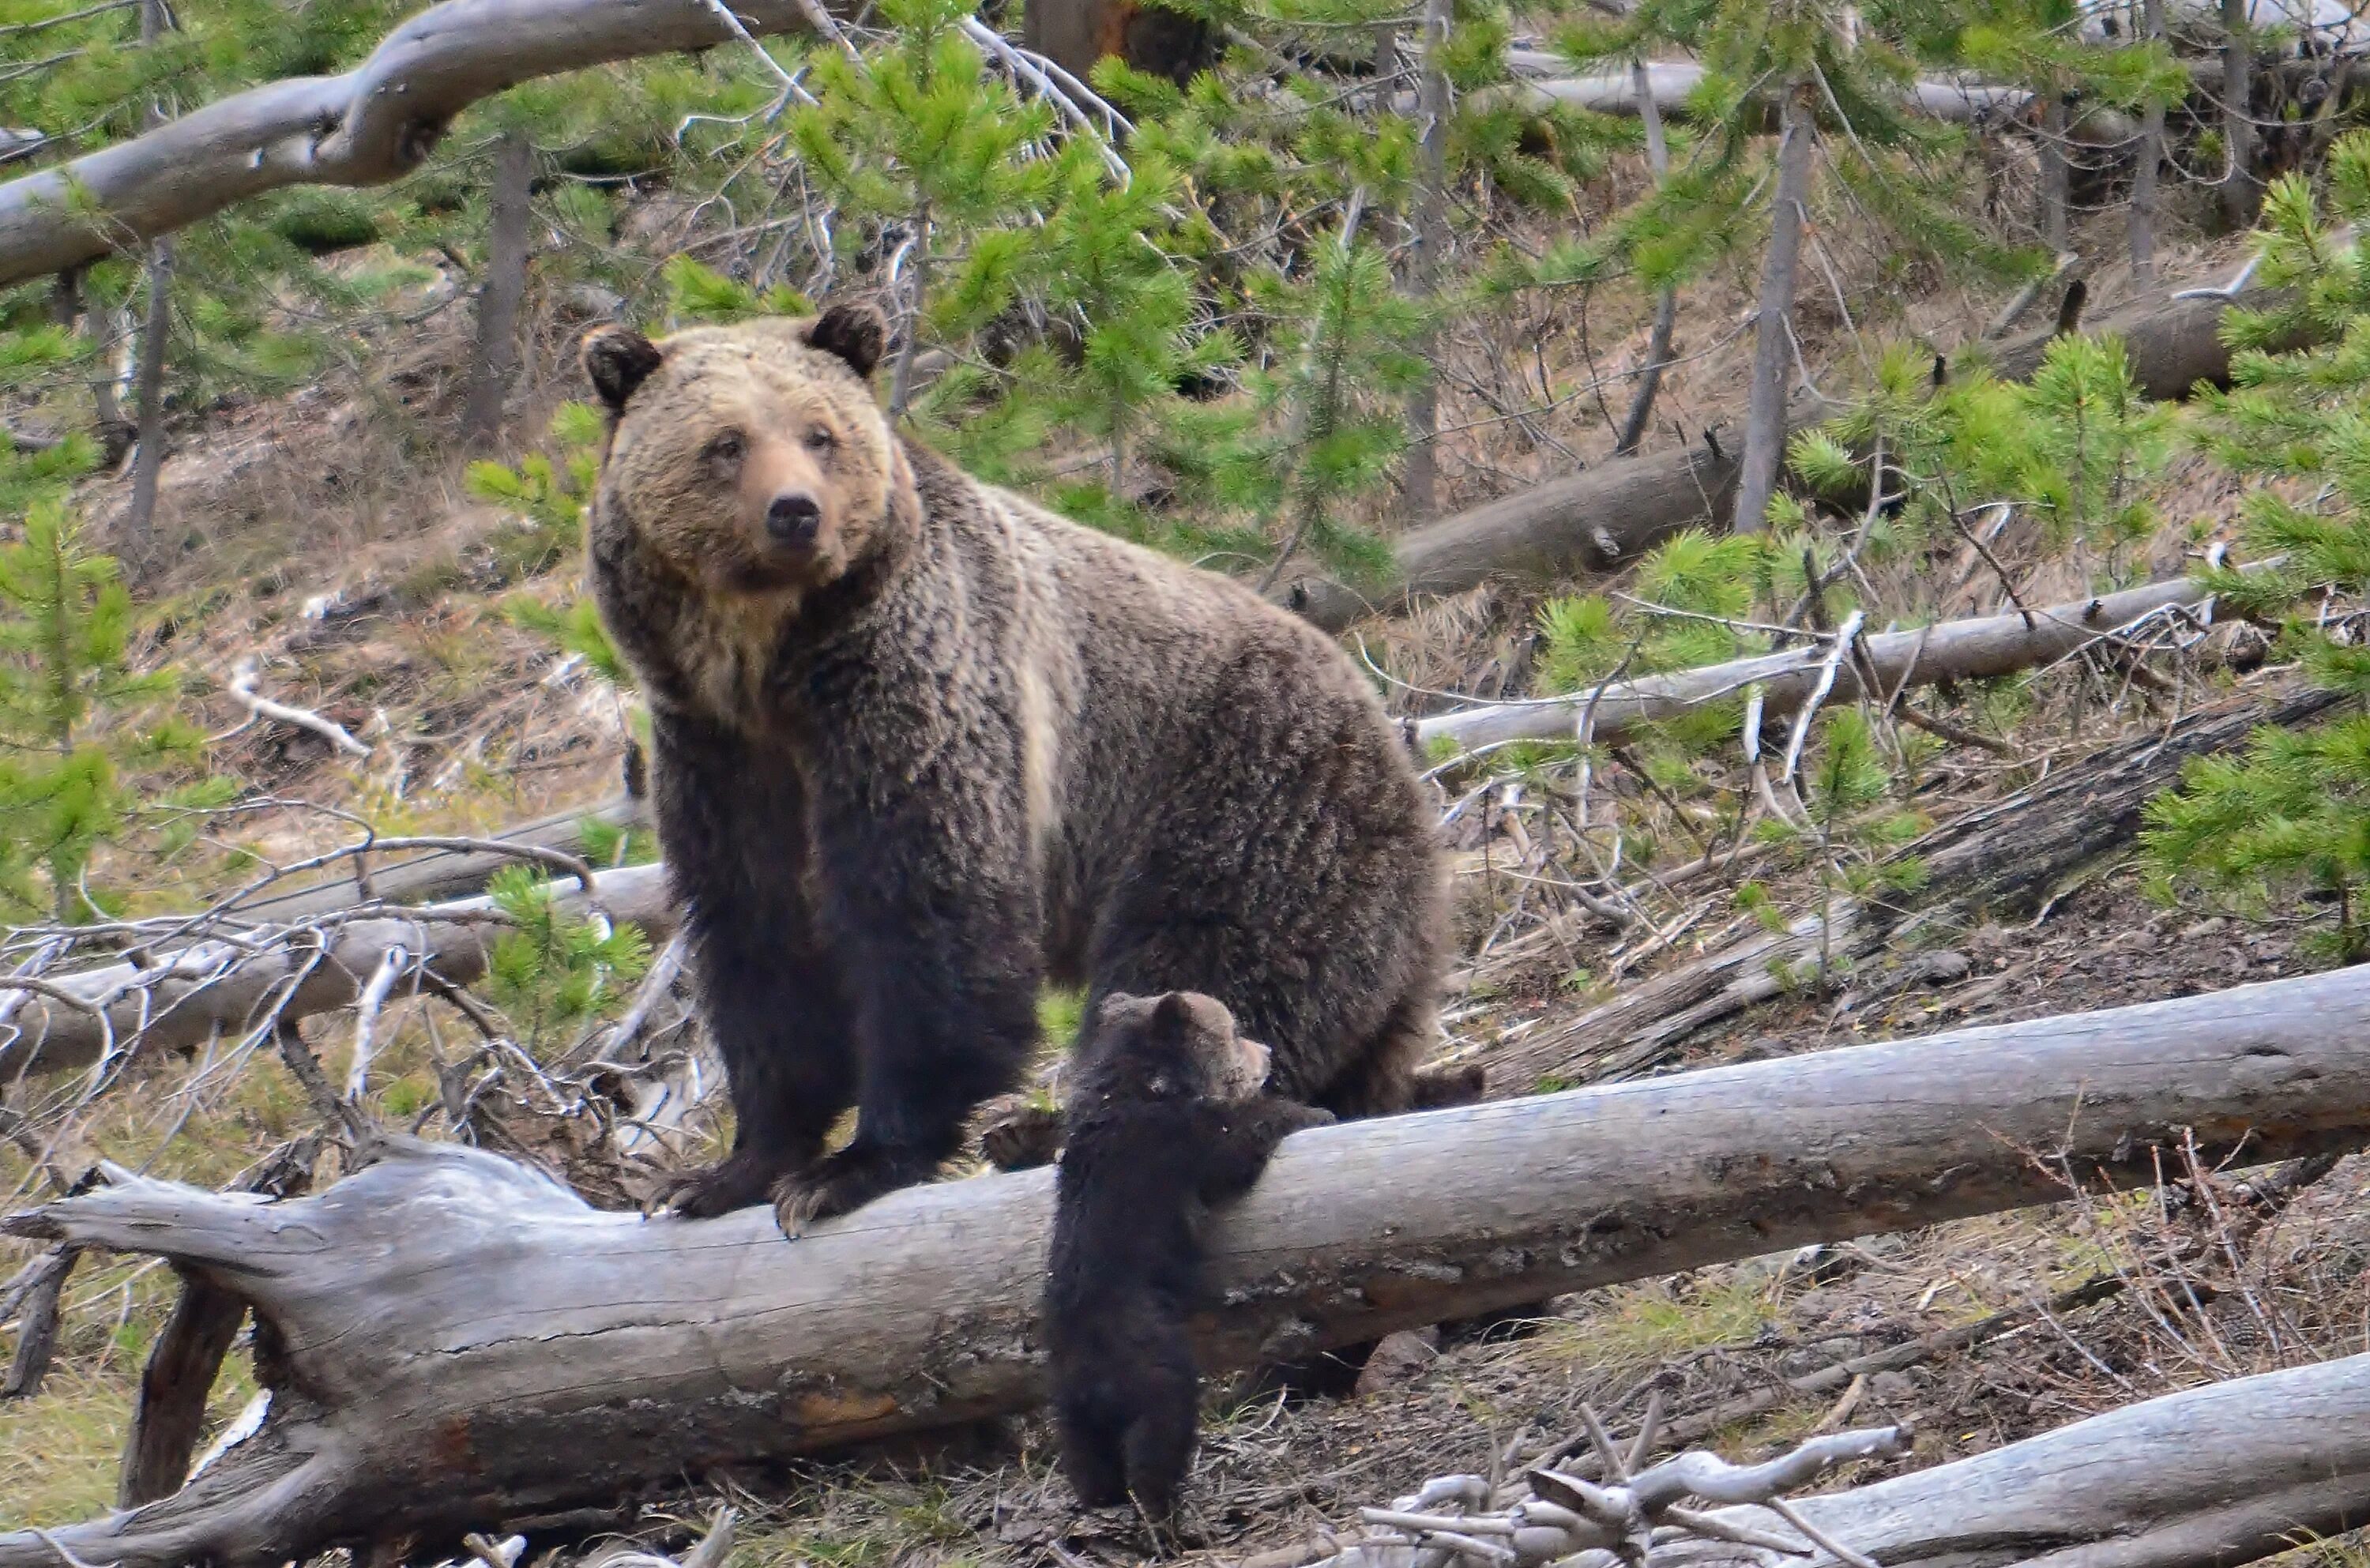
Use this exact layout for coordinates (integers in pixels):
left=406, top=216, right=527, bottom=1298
left=0, top=484, right=219, bottom=920
left=2145, top=133, right=2370, bottom=958
left=1549, top=0, right=2045, bottom=528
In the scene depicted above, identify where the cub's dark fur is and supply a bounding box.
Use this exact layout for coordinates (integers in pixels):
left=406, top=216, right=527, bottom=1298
left=1046, top=991, right=1331, bottom=1521
left=580, top=303, right=1446, bottom=1234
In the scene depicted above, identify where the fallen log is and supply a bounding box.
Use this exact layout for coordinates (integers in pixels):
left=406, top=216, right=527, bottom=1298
left=9, top=960, right=2370, bottom=1566
left=1654, top=1351, right=2370, bottom=1568
left=0, top=862, right=672, bottom=1082
left=1328, top=1351, right=2370, bottom=1568
left=1414, top=568, right=2235, bottom=752
left=1494, top=682, right=2347, bottom=1090
left=228, top=793, right=639, bottom=925
left=1276, top=269, right=2276, bottom=635
left=1488, top=58, right=2142, bottom=145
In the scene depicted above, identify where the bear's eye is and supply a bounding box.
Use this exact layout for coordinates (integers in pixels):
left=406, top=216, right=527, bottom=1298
left=703, top=431, right=746, bottom=468
left=802, top=426, right=836, bottom=455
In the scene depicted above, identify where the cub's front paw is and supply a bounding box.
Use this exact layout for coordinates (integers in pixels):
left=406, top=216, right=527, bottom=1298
left=770, top=1143, right=942, bottom=1237
left=980, top=1103, right=1065, bottom=1171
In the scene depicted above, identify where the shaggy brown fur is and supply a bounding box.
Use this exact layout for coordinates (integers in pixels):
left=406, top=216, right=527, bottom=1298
left=581, top=303, right=1445, bottom=1234
left=1046, top=991, right=1331, bottom=1523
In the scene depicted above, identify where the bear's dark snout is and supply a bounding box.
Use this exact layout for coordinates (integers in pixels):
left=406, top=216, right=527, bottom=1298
left=766, top=492, right=824, bottom=548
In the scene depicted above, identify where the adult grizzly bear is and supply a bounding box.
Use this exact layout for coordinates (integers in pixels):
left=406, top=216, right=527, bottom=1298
left=581, top=303, right=1444, bottom=1234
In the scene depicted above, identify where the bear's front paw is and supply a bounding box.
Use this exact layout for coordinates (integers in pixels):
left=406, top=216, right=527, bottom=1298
left=771, top=1143, right=941, bottom=1237
left=655, top=1148, right=800, bottom=1220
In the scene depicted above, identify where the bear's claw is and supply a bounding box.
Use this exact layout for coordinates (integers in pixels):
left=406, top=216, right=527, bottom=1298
left=770, top=1144, right=941, bottom=1237
left=654, top=1149, right=800, bottom=1220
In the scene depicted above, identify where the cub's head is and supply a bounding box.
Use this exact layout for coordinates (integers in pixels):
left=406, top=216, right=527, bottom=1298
left=580, top=302, right=908, bottom=599
left=1068, top=991, right=1274, bottom=1111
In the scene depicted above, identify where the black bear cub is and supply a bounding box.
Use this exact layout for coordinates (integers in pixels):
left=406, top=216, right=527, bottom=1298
left=1045, top=991, right=1332, bottom=1525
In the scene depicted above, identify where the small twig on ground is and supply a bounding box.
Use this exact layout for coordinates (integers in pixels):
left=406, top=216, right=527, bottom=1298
left=1779, top=610, right=1864, bottom=788
left=223, top=658, right=369, bottom=758
left=344, top=943, right=410, bottom=1104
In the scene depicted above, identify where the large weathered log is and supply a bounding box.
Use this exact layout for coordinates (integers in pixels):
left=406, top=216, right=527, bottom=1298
left=1415, top=569, right=2236, bottom=751
left=1337, top=1350, right=2370, bottom=1568
left=1276, top=274, right=2271, bottom=634
left=0, top=862, right=672, bottom=1081
left=9, top=961, right=2370, bottom=1566
left=0, top=0, right=820, bottom=291
left=1492, top=682, right=2348, bottom=1090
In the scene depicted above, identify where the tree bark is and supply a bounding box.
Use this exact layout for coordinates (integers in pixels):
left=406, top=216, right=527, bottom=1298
left=2221, top=0, right=2258, bottom=231
left=459, top=130, right=532, bottom=449
left=2039, top=90, right=2070, bottom=253
left=1397, top=0, right=1450, bottom=520
left=1018, top=0, right=1215, bottom=88
left=1734, top=83, right=1814, bottom=536
left=13, top=957, right=2370, bottom=1567
left=1492, top=683, right=2346, bottom=1090
left=1338, top=1352, right=2370, bottom=1568
left=2130, top=0, right=2165, bottom=284
left=121, top=236, right=171, bottom=555
left=1416, top=568, right=2245, bottom=751
left=1612, top=56, right=1676, bottom=459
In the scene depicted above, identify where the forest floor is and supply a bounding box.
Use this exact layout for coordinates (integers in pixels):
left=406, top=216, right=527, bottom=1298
left=6, top=185, right=2364, bottom=1568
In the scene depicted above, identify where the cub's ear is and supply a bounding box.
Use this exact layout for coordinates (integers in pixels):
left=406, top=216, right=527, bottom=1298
left=804, top=301, right=887, bottom=379
left=583, top=326, right=664, bottom=412
left=1150, top=992, right=1194, bottom=1036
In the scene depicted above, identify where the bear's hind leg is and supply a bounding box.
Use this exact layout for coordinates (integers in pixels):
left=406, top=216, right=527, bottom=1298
left=1118, top=1361, right=1200, bottom=1526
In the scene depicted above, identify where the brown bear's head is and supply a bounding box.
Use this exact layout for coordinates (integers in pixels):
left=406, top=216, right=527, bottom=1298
left=580, top=302, right=909, bottom=600
left=1066, top=991, right=1274, bottom=1111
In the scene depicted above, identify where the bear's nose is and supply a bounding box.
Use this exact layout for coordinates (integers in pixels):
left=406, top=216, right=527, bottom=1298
left=766, top=492, right=823, bottom=548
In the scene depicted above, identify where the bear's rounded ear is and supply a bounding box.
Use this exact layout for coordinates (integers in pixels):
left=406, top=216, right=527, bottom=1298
left=804, top=302, right=887, bottom=379
left=583, top=325, right=664, bottom=412
left=1150, top=992, right=1198, bottom=1037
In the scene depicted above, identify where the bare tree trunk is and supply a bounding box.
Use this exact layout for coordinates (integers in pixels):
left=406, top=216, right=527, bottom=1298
left=12, top=957, right=2370, bottom=1568
left=2039, top=89, right=2069, bottom=252
left=2130, top=0, right=2165, bottom=284
left=1613, top=57, right=1677, bottom=457
left=1732, top=83, right=1814, bottom=535
left=460, top=130, right=532, bottom=449
left=2221, top=0, right=2257, bottom=231
left=122, top=0, right=174, bottom=556
left=121, top=238, right=171, bottom=555
left=1398, top=0, right=1450, bottom=518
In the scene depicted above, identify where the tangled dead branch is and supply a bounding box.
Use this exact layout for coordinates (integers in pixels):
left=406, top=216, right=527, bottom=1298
left=1328, top=1414, right=1909, bottom=1568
